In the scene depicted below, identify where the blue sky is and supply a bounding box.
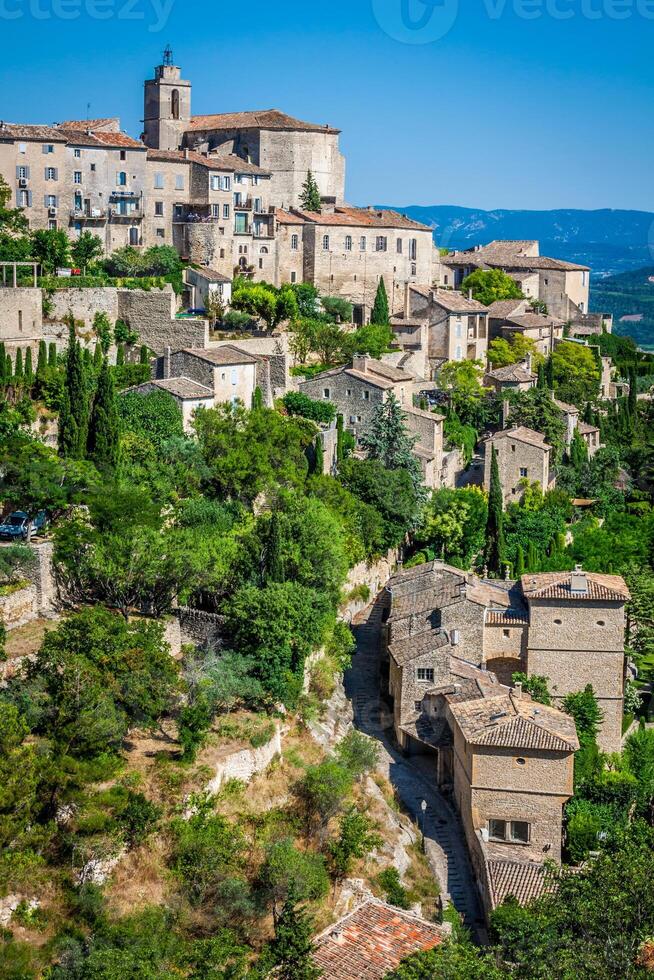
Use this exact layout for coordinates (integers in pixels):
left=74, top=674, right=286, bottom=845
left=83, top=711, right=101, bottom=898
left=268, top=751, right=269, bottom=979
left=1, top=0, right=652, bottom=211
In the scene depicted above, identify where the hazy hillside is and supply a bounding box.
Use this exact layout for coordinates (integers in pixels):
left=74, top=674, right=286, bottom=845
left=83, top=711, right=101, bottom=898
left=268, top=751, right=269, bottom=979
left=591, top=266, right=654, bottom=349
left=376, top=205, right=654, bottom=279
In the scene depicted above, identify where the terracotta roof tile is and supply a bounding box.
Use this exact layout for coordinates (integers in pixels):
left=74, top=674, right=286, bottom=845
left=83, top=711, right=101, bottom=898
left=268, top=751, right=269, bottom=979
left=486, top=861, right=552, bottom=908
left=187, top=108, right=340, bottom=135
left=59, top=128, right=145, bottom=149
left=486, top=609, right=530, bottom=626
left=485, top=365, right=536, bottom=384
left=58, top=117, right=120, bottom=132
left=182, top=344, right=260, bottom=366
left=486, top=299, right=530, bottom=318
left=449, top=692, right=579, bottom=752
left=151, top=378, right=214, bottom=399
left=521, top=571, right=630, bottom=602
left=313, top=900, right=444, bottom=980
left=389, top=628, right=450, bottom=667
left=0, top=123, right=65, bottom=142
left=489, top=426, right=551, bottom=450
left=147, top=149, right=270, bottom=175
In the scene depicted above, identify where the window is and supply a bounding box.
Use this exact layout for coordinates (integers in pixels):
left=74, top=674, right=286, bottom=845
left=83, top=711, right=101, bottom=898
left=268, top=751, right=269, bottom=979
left=235, top=174, right=243, bottom=184
left=48, top=219, right=57, bottom=230
left=46, top=194, right=56, bottom=207
left=156, top=228, right=165, bottom=238
left=252, top=175, right=259, bottom=185
left=18, top=190, right=28, bottom=207
left=291, top=234, right=299, bottom=251
left=597, top=620, right=606, bottom=627
left=120, top=150, right=126, bottom=161
left=210, top=175, right=221, bottom=191
left=455, top=323, right=462, bottom=338
left=323, top=388, right=331, bottom=399
left=234, top=213, right=248, bottom=234
left=455, top=345, right=463, bottom=361
left=220, top=248, right=225, bottom=259
left=175, top=174, right=184, bottom=190
left=254, top=197, right=262, bottom=212
left=17, top=165, right=27, bottom=179
left=174, top=204, right=183, bottom=219
left=416, top=668, right=434, bottom=683
left=224, top=175, right=231, bottom=190
left=231, top=368, right=238, bottom=385
left=503, top=629, right=511, bottom=638
left=73, top=171, right=82, bottom=184
left=322, top=235, right=330, bottom=250
left=360, top=236, right=366, bottom=251
left=396, top=238, right=403, bottom=254
left=516, top=758, right=526, bottom=766
left=409, top=238, right=417, bottom=261
left=414, top=701, right=423, bottom=712
left=234, top=192, right=242, bottom=206
left=45, top=167, right=57, bottom=180
left=376, top=236, right=387, bottom=252
left=554, top=618, right=562, bottom=625
left=291, top=271, right=297, bottom=283
left=43, top=144, right=54, bottom=154
left=346, top=389, right=352, bottom=397
left=18, top=143, right=26, bottom=154
left=153, top=172, right=164, bottom=189
left=117, top=171, right=127, bottom=186
left=520, top=467, right=528, bottom=478
left=362, top=390, right=370, bottom=401
left=489, top=820, right=530, bottom=844
left=259, top=258, right=264, bottom=269
left=90, top=163, right=96, bottom=172
left=345, top=235, right=353, bottom=251
left=211, top=204, right=220, bottom=217
left=171, top=89, right=180, bottom=120
left=223, top=204, right=230, bottom=219
left=73, top=148, right=81, bottom=158
left=154, top=201, right=164, bottom=216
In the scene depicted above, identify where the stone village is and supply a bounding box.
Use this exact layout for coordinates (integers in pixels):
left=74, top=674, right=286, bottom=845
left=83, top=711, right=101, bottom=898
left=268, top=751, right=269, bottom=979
left=0, top=50, right=640, bottom=970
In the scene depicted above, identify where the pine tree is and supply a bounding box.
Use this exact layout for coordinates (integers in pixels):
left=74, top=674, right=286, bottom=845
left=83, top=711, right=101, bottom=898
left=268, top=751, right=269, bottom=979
left=299, top=170, right=322, bottom=212
left=370, top=278, right=390, bottom=326
left=268, top=897, right=321, bottom=980
left=36, top=340, right=47, bottom=379
left=87, top=357, right=120, bottom=472
left=514, top=543, right=526, bottom=578
left=484, top=445, right=505, bottom=577
left=14, top=348, right=23, bottom=379
left=360, top=393, right=424, bottom=496
left=48, top=342, right=57, bottom=369
left=58, top=319, right=88, bottom=458
left=24, top=347, right=33, bottom=384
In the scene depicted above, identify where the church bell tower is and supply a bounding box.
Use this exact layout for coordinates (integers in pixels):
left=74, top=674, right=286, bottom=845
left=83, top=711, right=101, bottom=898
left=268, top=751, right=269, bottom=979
left=142, top=47, right=191, bottom=151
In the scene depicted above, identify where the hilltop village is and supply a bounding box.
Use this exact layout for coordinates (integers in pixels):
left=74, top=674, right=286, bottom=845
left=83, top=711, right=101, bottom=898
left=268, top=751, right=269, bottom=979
left=0, top=52, right=654, bottom=980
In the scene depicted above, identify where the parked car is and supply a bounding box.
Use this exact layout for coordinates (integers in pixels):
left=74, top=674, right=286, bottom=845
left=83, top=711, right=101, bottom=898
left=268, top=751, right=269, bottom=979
left=0, top=510, right=48, bottom=541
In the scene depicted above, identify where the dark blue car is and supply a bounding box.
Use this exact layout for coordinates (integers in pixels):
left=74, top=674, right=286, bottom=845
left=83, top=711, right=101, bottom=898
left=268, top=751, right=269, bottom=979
left=0, top=511, right=48, bottom=541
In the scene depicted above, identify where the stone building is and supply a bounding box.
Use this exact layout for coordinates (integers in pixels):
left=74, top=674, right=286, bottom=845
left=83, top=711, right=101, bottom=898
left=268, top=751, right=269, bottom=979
left=484, top=361, right=537, bottom=394
left=404, top=286, right=489, bottom=366
left=124, top=376, right=215, bottom=433
left=483, top=427, right=553, bottom=504
left=383, top=559, right=628, bottom=915
left=441, top=240, right=591, bottom=321
left=165, top=345, right=260, bottom=407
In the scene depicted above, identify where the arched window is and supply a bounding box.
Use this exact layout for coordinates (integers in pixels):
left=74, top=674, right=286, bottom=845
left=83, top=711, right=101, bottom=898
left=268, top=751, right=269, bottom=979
left=171, top=89, right=180, bottom=120
left=260, top=246, right=269, bottom=254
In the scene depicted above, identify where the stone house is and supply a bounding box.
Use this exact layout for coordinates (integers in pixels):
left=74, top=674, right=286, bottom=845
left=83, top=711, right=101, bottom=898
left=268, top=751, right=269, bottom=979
left=166, top=345, right=260, bottom=407
left=124, top=376, right=215, bottom=433
left=275, top=206, right=436, bottom=324
left=483, top=427, right=553, bottom=504
left=405, top=286, right=489, bottom=365
left=484, top=361, right=537, bottom=394
left=552, top=396, right=601, bottom=457
left=185, top=267, right=232, bottom=311
left=441, top=240, right=591, bottom=321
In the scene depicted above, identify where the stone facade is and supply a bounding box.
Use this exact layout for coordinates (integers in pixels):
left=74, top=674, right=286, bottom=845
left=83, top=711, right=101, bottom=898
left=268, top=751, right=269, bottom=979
left=405, top=286, right=489, bottom=366
left=0, top=584, right=39, bottom=630
left=484, top=427, right=552, bottom=505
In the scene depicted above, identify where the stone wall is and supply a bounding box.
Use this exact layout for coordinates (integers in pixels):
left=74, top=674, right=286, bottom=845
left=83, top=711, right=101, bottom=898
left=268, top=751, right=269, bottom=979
left=176, top=607, right=225, bottom=648
left=205, top=724, right=283, bottom=794
left=341, top=549, right=399, bottom=622
left=0, top=584, right=38, bottom=630
left=117, top=287, right=208, bottom=355
left=0, top=287, right=44, bottom=344
left=49, top=286, right=119, bottom=327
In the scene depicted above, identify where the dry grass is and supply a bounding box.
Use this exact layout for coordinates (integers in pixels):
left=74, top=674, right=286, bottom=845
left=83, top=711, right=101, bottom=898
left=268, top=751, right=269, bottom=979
left=105, top=837, right=171, bottom=917
left=5, top=617, right=56, bottom=661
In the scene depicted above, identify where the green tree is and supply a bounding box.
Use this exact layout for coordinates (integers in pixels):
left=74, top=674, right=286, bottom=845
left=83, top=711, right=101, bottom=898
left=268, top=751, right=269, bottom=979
left=58, top=318, right=88, bottom=459
left=328, top=808, right=381, bottom=881
left=484, top=446, right=505, bottom=576
left=461, top=268, right=523, bottom=306
left=511, top=672, right=552, bottom=705
left=36, top=340, right=47, bottom=380
left=93, top=311, right=113, bottom=354
left=13, top=348, right=23, bottom=380
left=360, top=393, right=425, bottom=497
left=340, top=457, right=422, bottom=548
left=551, top=341, right=601, bottom=407
left=439, top=360, right=487, bottom=425
left=48, top=342, right=57, bottom=369
left=299, top=169, right=322, bottom=212
left=23, top=347, right=33, bottom=385
left=266, top=896, right=321, bottom=980
left=300, top=760, right=354, bottom=827
left=370, top=277, right=390, bottom=325
left=31, top=228, right=71, bottom=274
left=514, top=543, right=526, bottom=578
left=261, top=839, right=329, bottom=914
left=119, top=388, right=184, bottom=450
left=335, top=729, right=381, bottom=780
left=71, top=231, right=103, bottom=271
left=312, top=320, right=346, bottom=365
left=87, top=358, right=120, bottom=472
left=570, top=427, right=589, bottom=471
left=0, top=173, right=29, bottom=235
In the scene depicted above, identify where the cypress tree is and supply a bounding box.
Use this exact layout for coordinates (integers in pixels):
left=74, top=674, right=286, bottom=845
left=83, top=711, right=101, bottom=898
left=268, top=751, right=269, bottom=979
left=484, top=445, right=505, bottom=577
left=545, top=355, right=554, bottom=390
left=336, top=414, right=345, bottom=463
left=514, top=543, right=526, bottom=579
left=370, top=278, right=390, bottom=326
left=116, top=344, right=125, bottom=367
left=252, top=386, right=264, bottom=410
left=583, top=402, right=593, bottom=425
left=268, top=896, right=320, bottom=980
left=527, top=540, right=539, bottom=574
left=139, top=344, right=150, bottom=365
left=36, top=340, right=47, bottom=378
left=570, top=429, right=588, bottom=472
left=628, top=364, right=638, bottom=418
left=48, top=342, right=57, bottom=369
left=93, top=342, right=103, bottom=370
left=58, top=318, right=88, bottom=458
left=24, top=347, right=33, bottom=384
left=537, top=361, right=547, bottom=390
left=313, top=436, right=324, bottom=475
left=87, top=357, right=120, bottom=472
left=82, top=346, right=92, bottom=368
left=5, top=354, right=12, bottom=381
left=14, top=349, right=23, bottom=379
left=299, top=170, right=322, bottom=212
left=0, top=343, right=6, bottom=384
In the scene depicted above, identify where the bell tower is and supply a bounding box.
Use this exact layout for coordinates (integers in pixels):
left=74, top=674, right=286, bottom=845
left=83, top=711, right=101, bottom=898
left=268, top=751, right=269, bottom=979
left=142, top=47, right=191, bottom=151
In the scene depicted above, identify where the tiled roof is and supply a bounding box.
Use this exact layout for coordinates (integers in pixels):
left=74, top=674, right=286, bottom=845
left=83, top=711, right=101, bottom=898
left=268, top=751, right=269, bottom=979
left=183, top=345, right=260, bottom=366
left=287, top=206, right=431, bottom=231
left=486, top=861, right=551, bottom=909
left=578, top=421, right=600, bottom=435
left=275, top=208, right=306, bottom=225
left=490, top=426, right=551, bottom=450
left=422, top=288, right=488, bottom=314
left=59, top=128, right=145, bottom=149
left=486, top=299, right=530, bottom=319
left=486, top=609, right=530, bottom=626
left=151, top=378, right=214, bottom=399
left=146, top=149, right=270, bottom=175
left=389, top=628, right=450, bottom=667
left=504, top=314, right=564, bottom=331
left=313, top=900, right=443, bottom=980
left=449, top=692, right=579, bottom=752
left=58, top=117, right=120, bottom=132
left=190, top=266, right=232, bottom=283
left=443, top=242, right=589, bottom=273
left=553, top=397, right=579, bottom=415
left=187, top=108, right=340, bottom=135
left=363, top=358, right=414, bottom=383
left=486, top=364, right=536, bottom=384
left=0, top=123, right=65, bottom=142
left=389, top=578, right=465, bottom=621
left=521, top=571, right=630, bottom=602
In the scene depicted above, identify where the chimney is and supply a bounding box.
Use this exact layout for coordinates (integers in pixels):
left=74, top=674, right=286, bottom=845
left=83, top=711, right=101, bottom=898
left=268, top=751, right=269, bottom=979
left=164, top=345, right=171, bottom=379
left=502, top=398, right=511, bottom=428
left=183, top=147, right=190, bottom=160
left=570, top=565, right=589, bottom=596
left=468, top=289, right=473, bottom=301
left=513, top=682, right=523, bottom=700
left=526, top=352, right=533, bottom=373
left=352, top=354, right=368, bottom=373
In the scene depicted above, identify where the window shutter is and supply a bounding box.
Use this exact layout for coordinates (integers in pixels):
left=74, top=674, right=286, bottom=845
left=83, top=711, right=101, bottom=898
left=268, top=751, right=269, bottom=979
left=44, top=168, right=49, bottom=180
left=42, top=144, right=49, bottom=154
left=25, top=166, right=30, bottom=179
left=27, top=191, right=33, bottom=207
left=15, top=165, right=21, bottom=178
left=44, top=195, right=49, bottom=207
left=53, top=168, right=58, bottom=180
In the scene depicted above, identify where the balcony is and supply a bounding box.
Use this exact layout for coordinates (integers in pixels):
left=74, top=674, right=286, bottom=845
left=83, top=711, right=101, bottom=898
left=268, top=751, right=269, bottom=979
left=110, top=189, right=142, bottom=201
left=70, top=208, right=107, bottom=223
left=110, top=208, right=143, bottom=222
left=233, top=197, right=253, bottom=211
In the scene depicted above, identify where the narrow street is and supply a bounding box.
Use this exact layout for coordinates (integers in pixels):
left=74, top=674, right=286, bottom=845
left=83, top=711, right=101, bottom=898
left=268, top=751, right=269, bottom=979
left=344, top=597, right=484, bottom=935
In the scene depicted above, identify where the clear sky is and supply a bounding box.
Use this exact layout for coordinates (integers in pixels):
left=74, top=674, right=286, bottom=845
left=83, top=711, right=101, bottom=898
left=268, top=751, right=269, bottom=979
left=1, top=0, right=652, bottom=211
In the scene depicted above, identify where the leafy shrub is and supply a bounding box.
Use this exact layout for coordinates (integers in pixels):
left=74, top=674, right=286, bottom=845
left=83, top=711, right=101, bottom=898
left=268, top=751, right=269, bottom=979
left=282, top=391, right=336, bottom=424
left=378, top=867, right=411, bottom=909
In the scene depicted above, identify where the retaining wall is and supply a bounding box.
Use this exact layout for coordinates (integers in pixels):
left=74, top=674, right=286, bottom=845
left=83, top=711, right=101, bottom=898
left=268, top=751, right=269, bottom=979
left=205, top=724, right=283, bottom=794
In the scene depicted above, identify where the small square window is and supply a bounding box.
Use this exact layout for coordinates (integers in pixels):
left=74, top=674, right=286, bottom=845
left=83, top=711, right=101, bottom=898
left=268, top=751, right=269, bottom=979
left=156, top=228, right=165, bottom=238
left=489, top=819, right=507, bottom=842
left=73, top=148, right=81, bottom=158
left=520, top=468, right=528, bottom=478
left=90, top=163, right=96, bottom=172
left=120, top=150, right=126, bottom=161
left=323, top=388, right=331, bottom=400
left=503, top=629, right=510, bottom=638
left=362, top=391, right=370, bottom=401
left=511, top=821, right=530, bottom=844
left=416, top=668, right=434, bottom=683
left=414, top=701, right=423, bottom=712
left=346, top=389, right=352, bottom=397
left=154, top=201, right=164, bottom=216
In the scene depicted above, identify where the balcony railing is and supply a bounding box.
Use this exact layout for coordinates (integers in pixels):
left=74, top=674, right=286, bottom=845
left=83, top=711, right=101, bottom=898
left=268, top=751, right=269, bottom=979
left=70, top=208, right=107, bottom=222
left=110, top=209, right=143, bottom=222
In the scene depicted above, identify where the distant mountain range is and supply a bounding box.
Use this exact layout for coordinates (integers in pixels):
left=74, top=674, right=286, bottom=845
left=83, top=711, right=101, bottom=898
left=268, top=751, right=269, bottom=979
left=376, top=205, right=654, bottom=280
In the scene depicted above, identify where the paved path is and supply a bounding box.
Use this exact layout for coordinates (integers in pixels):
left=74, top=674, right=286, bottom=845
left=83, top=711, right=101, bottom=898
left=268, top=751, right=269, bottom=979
left=344, top=597, right=484, bottom=935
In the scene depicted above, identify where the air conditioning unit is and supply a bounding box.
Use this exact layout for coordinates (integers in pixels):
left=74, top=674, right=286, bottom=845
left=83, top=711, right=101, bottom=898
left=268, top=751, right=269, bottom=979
left=48, top=207, right=57, bottom=217
left=18, top=178, right=28, bottom=188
